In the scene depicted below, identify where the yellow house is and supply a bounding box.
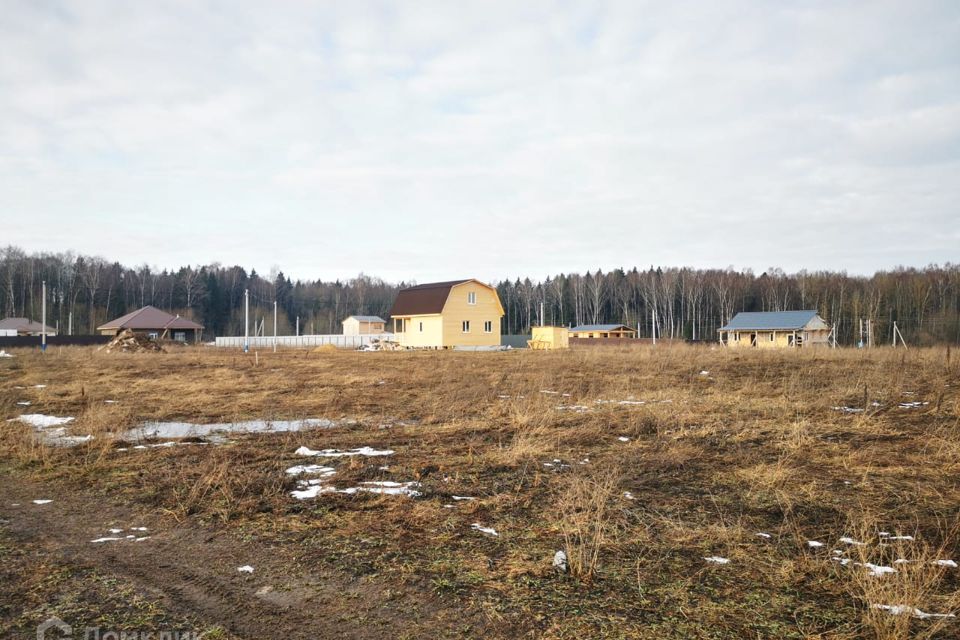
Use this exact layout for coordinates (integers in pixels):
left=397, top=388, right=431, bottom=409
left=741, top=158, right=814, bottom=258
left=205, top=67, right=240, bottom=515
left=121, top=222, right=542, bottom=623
left=342, top=315, right=387, bottom=335
left=388, top=279, right=504, bottom=348
left=719, top=310, right=831, bottom=348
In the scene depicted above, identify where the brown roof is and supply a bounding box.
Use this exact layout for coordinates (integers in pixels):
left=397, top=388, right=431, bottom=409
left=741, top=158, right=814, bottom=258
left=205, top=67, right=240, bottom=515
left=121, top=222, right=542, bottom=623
left=388, top=280, right=471, bottom=317
left=98, top=306, right=204, bottom=331
left=0, top=317, right=55, bottom=333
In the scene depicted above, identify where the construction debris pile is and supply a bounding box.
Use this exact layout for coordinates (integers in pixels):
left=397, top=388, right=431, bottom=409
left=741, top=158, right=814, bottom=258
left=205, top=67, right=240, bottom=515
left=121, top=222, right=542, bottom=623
left=360, top=338, right=403, bottom=352
left=100, top=329, right=165, bottom=354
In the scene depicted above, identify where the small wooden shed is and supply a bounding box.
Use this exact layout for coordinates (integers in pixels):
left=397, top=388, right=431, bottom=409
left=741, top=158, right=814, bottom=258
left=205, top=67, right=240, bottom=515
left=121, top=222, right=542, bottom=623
left=342, top=315, right=387, bottom=335
left=529, top=326, right=569, bottom=350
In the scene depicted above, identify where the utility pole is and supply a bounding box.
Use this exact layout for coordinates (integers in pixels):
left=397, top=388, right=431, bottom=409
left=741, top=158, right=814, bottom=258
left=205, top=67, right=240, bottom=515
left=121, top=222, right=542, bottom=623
left=273, top=301, right=278, bottom=353
left=296, top=316, right=299, bottom=336
left=41, top=280, right=47, bottom=353
left=244, top=289, right=249, bottom=352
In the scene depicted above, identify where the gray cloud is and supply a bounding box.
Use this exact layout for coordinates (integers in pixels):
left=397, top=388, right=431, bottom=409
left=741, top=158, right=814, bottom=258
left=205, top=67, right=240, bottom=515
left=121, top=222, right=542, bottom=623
left=2, top=1, right=958, bottom=281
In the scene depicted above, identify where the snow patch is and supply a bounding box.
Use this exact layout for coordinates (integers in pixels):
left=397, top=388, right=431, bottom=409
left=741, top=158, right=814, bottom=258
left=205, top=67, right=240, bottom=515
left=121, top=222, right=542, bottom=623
left=872, top=604, right=955, bottom=619
left=237, top=565, right=254, bottom=574
left=704, top=556, right=730, bottom=564
left=294, top=446, right=394, bottom=457
left=471, top=523, right=498, bottom=537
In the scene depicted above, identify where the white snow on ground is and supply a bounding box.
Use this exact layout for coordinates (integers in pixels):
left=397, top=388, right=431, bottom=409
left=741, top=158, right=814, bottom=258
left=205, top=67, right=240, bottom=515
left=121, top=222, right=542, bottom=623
left=237, top=565, right=254, bottom=573
left=13, top=414, right=74, bottom=428
left=839, top=537, right=866, bottom=546
left=32, top=500, right=52, bottom=505
left=899, top=401, right=929, bottom=409
left=704, top=556, right=730, bottom=564
left=618, top=437, right=630, bottom=442
left=294, top=446, right=394, bottom=457
left=91, top=537, right=122, bottom=543
left=16, top=401, right=30, bottom=406
left=33, top=384, right=46, bottom=388
left=935, top=559, right=958, bottom=568
left=861, top=563, right=897, bottom=577
left=756, top=533, right=772, bottom=539
left=832, top=406, right=864, bottom=414
left=623, top=492, right=635, bottom=500
left=555, top=405, right=590, bottom=412
left=595, top=399, right=646, bottom=406
left=0, top=350, right=13, bottom=358
left=452, top=496, right=476, bottom=501
left=291, top=485, right=336, bottom=499
left=539, top=390, right=559, bottom=395
left=699, top=370, right=709, bottom=375
left=873, top=604, right=956, bottom=619
left=10, top=414, right=94, bottom=447
left=109, top=528, right=123, bottom=534
left=285, top=464, right=336, bottom=476
left=340, top=481, right=421, bottom=497
left=471, top=523, right=499, bottom=537
left=128, top=418, right=344, bottom=441
left=808, top=541, right=825, bottom=548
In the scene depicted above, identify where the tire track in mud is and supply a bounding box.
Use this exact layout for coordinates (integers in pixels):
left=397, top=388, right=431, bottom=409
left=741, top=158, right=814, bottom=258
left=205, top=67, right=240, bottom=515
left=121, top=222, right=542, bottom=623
left=0, top=472, right=465, bottom=639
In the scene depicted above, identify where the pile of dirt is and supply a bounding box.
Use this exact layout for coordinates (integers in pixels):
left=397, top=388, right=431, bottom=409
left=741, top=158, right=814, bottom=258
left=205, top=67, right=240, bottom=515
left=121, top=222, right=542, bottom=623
left=99, top=329, right=165, bottom=354
left=311, top=344, right=339, bottom=353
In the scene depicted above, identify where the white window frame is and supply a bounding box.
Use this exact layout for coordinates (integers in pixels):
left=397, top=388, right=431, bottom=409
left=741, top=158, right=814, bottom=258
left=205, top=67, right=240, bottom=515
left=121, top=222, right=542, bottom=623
left=462, top=320, right=470, bottom=333
left=148, top=332, right=159, bottom=339
left=484, top=320, right=492, bottom=333
left=467, top=291, right=477, bottom=305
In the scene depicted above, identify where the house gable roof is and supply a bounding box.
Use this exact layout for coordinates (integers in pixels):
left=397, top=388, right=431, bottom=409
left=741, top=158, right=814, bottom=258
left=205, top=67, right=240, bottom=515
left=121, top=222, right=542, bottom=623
left=97, top=306, right=204, bottom=331
left=388, top=280, right=471, bottom=317
left=343, top=315, right=385, bottom=323
left=0, top=317, right=54, bottom=333
left=719, top=310, right=824, bottom=331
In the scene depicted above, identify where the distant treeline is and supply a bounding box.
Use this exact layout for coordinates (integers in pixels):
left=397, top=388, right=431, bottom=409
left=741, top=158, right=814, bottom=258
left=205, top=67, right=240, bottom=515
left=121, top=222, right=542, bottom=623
left=1, top=246, right=958, bottom=345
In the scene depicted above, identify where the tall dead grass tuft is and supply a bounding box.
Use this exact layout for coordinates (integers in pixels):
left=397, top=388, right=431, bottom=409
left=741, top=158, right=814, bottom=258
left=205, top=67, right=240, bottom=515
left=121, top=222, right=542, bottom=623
left=161, top=450, right=286, bottom=523
left=838, top=517, right=960, bottom=640
left=554, top=464, right=625, bottom=582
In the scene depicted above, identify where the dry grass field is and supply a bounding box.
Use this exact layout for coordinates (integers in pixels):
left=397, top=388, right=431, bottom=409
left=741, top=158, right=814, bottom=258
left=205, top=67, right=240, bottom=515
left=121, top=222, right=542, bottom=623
left=1, top=344, right=959, bottom=639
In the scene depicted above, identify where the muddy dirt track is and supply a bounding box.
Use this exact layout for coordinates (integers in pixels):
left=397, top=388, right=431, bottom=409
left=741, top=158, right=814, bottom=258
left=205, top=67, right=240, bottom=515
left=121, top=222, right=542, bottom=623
left=0, top=471, right=479, bottom=640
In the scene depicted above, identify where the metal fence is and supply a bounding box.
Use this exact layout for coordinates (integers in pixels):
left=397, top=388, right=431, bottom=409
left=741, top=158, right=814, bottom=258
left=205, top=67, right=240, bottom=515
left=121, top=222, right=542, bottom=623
left=213, top=334, right=395, bottom=349
left=0, top=335, right=112, bottom=348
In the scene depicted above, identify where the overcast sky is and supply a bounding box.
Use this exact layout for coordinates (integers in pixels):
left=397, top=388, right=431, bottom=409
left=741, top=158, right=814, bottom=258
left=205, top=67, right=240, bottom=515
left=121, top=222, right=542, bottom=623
left=2, top=1, right=958, bottom=283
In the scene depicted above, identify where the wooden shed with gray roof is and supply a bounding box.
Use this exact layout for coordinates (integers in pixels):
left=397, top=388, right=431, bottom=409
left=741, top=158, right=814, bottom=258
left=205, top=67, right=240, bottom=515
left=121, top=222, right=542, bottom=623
left=342, top=315, right=387, bottom=335
left=719, top=310, right=831, bottom=348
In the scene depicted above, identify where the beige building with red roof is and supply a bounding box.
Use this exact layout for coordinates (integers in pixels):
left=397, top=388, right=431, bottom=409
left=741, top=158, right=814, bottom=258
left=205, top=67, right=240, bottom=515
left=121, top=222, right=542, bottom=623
left=97, top=306, right=203, bottom=342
